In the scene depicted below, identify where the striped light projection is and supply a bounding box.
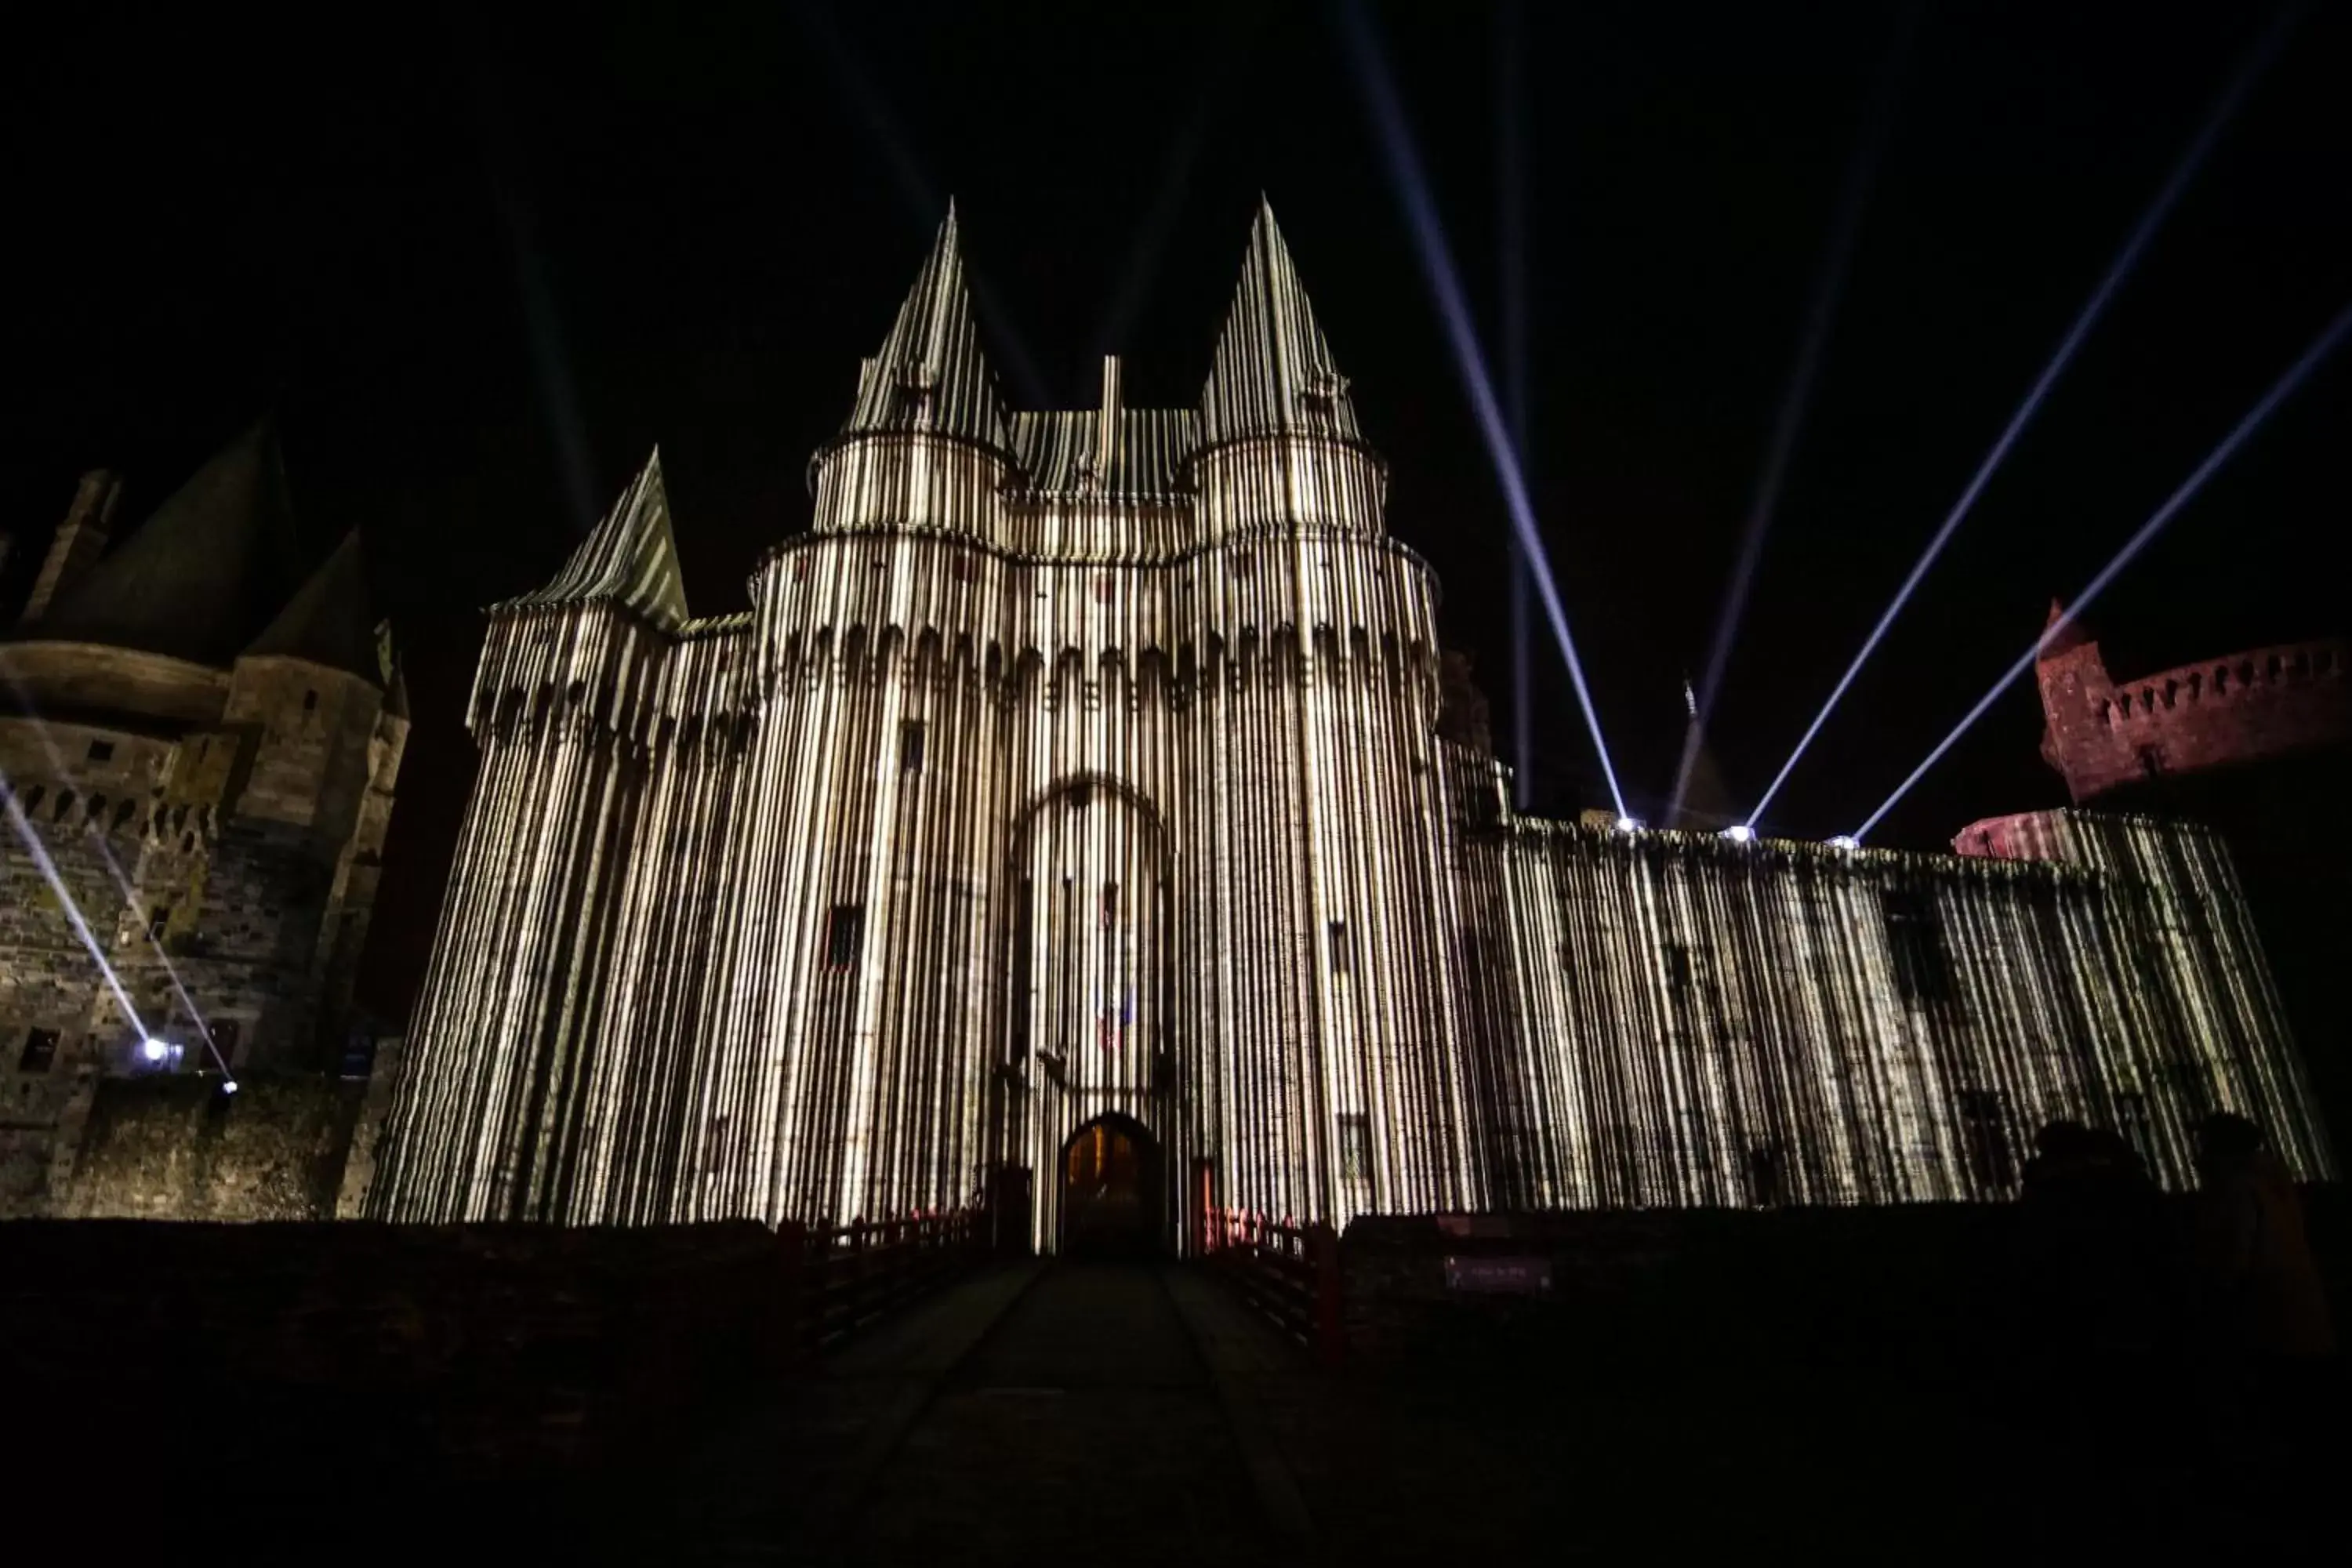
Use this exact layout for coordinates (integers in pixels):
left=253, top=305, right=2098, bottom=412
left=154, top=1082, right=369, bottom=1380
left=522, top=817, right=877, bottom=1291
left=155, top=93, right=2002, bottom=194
left=368, top=206, right=2331, bottom=1247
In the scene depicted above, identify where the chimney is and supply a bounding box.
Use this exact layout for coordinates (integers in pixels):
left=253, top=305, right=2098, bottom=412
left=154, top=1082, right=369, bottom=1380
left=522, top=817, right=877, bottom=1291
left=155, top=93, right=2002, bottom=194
left=1094, top=356, right=1121, bottom=483
left=23, top=469, right=122, bottom=623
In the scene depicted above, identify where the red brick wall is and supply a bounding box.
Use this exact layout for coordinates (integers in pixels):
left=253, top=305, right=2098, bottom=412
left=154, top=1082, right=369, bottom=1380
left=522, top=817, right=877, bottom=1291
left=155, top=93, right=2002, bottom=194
left=2035, top=635, right=2349, bottom=803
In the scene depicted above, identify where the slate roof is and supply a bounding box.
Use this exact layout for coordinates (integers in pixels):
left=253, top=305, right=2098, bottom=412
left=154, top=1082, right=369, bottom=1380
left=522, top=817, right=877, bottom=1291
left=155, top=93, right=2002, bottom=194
left=243, top=530, right=385, bottom=684
left=1009, top=408, right=1199, bottom=498
left=28, top=416, right=307, bottom=666
left=837, top=205, right=1017, bottom=457
left=1198, top=198, right=1366, bottom=450
left=506, top=449, right=690, bottom=633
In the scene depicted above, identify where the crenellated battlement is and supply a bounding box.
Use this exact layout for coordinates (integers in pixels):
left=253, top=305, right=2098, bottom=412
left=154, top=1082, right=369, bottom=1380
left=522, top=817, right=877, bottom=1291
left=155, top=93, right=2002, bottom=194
left=2035, top=611, right=2348, bottom=803
left=2089, top=637, right=2343, bottom=726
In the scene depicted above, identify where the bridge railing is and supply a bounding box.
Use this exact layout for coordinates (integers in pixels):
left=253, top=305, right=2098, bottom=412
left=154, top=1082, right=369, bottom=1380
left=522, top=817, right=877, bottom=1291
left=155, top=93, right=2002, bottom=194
left=1202, top=1207, right=1343, bottom=1368
left=788, top=1207, right=986, bottom=1357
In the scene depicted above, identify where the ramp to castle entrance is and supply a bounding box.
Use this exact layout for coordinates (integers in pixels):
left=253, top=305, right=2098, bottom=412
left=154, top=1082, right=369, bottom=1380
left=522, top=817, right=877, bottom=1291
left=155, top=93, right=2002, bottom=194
left=672, top=1261, right=1308, bottom=1563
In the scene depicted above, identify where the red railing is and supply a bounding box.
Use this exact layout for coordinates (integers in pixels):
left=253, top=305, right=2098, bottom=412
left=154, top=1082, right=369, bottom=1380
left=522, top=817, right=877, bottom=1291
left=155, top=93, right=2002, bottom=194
left=787, top=1207, right=985, bottom=1357
left=1203, top=1207, right=1344, bottom=1368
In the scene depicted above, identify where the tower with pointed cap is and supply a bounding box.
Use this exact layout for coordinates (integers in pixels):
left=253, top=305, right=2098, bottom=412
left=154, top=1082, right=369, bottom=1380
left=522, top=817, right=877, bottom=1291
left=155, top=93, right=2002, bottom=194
left=367, top=206, right=2329, bottom=1240
left=0, top=419, right=408, bottom=1216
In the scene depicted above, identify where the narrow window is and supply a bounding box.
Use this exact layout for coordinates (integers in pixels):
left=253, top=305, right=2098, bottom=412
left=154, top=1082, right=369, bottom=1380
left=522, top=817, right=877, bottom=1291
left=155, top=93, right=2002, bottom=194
left=825, top=904, right=864, bottom=970
left=1328, top=920, right=1351, bottom=976
left=86, top=739, right=114, bottom=762
left=898, top=720, right=926, bottom=775
left=18, top=1029, right=60, bottom=1073
left=303, top=689, right=318, bottom=712
left=1662, top=942, right=1694, bottom=989
left=1955, top=1089, right=2015, bottom=1194
left=53, top=789, right=74, bottom=822
left=1100, top=882, right=1119, bottom=929
left=2116, top=1091, right=2153, bottom=1163
left=147, top=905, right=172, bottom=942
left=210, top=1019, right=241, bottom=1069
left=1338, top=1114, right=1372, bottom=1182
left=1882, top=889, right=1953, bottom=1004
left=2136, top=743, right=2165, bottom=779
left=20, top=786, right=42, bottom=813
left=1008, top=879, right=1035, bottom=1051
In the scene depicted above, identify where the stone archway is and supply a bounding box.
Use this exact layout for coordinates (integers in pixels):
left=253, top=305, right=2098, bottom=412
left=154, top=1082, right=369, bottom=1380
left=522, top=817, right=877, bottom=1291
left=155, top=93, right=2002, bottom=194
left=996, top=773, right=1180, bottom=1253
left=1058, top=1112, right=1164, bottom=1258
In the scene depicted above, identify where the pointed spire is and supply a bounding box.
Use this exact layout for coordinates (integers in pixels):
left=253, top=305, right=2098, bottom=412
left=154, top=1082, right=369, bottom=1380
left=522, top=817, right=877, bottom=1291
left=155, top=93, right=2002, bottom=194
left=26, top=415, right=304, bottom=666
left=2038, top=597, right=2094, bottom=661
left=510, top=450, right=690, bottom=633
left=243, top=531, right=385, bottom=684
left=1667, top=702, right=1740, bottom=833
left=1200, top=198, right=1365, bottom=448
left=838, top=205, right=1014, bottom=455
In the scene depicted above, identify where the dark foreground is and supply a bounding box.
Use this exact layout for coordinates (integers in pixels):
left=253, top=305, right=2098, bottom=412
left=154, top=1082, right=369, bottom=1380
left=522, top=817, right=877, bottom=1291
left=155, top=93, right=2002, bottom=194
left=7, top=1210, right=2343, bottom=1564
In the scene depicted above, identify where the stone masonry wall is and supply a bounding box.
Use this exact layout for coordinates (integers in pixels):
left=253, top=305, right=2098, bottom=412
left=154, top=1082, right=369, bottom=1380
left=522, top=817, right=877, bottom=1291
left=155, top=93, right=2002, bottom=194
left=2, top=639, right=405, bottom=1214
left=2038, top=636, right=2349, bottom=804
left=62, top=1071, right=367, bottom=1219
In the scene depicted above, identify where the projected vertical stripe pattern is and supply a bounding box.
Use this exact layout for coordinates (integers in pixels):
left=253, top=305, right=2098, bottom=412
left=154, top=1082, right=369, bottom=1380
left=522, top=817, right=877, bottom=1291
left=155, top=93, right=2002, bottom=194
left=367, top=205, right=2331, bottom=1242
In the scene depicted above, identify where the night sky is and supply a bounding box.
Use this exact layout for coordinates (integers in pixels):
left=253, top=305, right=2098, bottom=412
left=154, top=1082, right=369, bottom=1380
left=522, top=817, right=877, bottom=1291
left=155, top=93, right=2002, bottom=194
left=8, top=2, right=2347, bottom=1020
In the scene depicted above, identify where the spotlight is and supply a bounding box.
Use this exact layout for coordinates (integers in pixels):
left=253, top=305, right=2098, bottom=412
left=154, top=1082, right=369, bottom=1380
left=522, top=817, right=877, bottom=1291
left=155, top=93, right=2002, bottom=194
left=1856, top=296, right=2352, bottom=840
left=220, top=1080, right=240, bottom=1097
left=1828, top=834, right=1861, bottom=852
left=1674, top=0, right=1918, bottom=826
left=1744, top=5, right=2303, bottom=829
left=1337, top=5, right=1628, bottom=819
left=140, top=1036, right=170, bottom=1064
left=1721, top=824, right=1755, bottom=844
left=2, top=782, right=147, bottom=1039
left=1614, top=815, right=1644, bottom=834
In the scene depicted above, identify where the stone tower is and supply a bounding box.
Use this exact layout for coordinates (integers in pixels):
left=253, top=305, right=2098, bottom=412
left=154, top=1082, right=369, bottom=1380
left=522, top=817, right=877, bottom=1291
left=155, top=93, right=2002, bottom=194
left=0, top=419, right=408, bottom=1215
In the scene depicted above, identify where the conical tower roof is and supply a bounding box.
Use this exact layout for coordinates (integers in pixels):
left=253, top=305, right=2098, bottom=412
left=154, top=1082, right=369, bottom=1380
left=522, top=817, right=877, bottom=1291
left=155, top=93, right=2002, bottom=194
left=2038, top=597, right=2094, bottom=660
left=1199, top=198, right=1366, bottom=448
left=837, top=205, right=1015, bottom=456
left=1667, top=679, right=1741, bottom=831
left=243, top=531, right=384, bottom=684
left=30, top=416, right=304, bottom=666
left=507, top=449, right=689, bottom=633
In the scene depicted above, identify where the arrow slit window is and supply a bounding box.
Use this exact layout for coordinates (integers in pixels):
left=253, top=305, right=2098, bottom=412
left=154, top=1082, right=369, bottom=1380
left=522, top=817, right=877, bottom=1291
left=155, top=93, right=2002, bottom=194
left=826, top=904, right=865, bottom=971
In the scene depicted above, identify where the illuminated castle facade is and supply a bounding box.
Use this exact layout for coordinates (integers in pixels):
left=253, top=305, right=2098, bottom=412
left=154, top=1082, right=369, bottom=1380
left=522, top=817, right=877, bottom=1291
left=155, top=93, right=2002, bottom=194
left=368, top=205, right=2330, bottom=1243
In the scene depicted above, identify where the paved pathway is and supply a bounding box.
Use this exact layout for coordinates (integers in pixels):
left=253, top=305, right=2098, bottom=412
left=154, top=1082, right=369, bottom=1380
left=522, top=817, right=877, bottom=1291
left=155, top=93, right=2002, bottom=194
left=522, top=1258, right=2326, bottom=1562
left=670, top=1262, right=1305, bottom=1564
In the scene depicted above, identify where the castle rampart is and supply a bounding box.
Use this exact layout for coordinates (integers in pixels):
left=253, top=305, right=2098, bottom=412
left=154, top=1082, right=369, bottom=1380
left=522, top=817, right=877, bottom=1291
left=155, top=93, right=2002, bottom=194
left=2035, top=612, right=2347, bottom=803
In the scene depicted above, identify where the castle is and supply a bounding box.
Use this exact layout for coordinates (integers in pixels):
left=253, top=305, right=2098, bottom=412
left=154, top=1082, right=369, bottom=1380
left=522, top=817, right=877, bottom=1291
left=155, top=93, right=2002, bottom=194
left=0, top=423, right=407, bottom=1214
left=366, top=204, right=2330, bottom=1247
left=1960, top=601, right=2350, bottom=1153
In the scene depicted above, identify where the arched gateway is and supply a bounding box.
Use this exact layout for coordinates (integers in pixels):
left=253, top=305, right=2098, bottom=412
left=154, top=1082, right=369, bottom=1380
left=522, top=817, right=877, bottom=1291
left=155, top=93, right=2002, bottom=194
left=999, top=775, right=1185, bottom=1254
left=1058, top=1113, right=1164, bottom=1257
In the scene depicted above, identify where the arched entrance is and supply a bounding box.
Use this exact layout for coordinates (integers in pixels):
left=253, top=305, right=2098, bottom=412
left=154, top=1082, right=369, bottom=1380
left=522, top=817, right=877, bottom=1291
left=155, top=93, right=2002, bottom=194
left=996, top=772, right=1184, bottom=1254
left=1058, top=1113, right=1163, bottom=1258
